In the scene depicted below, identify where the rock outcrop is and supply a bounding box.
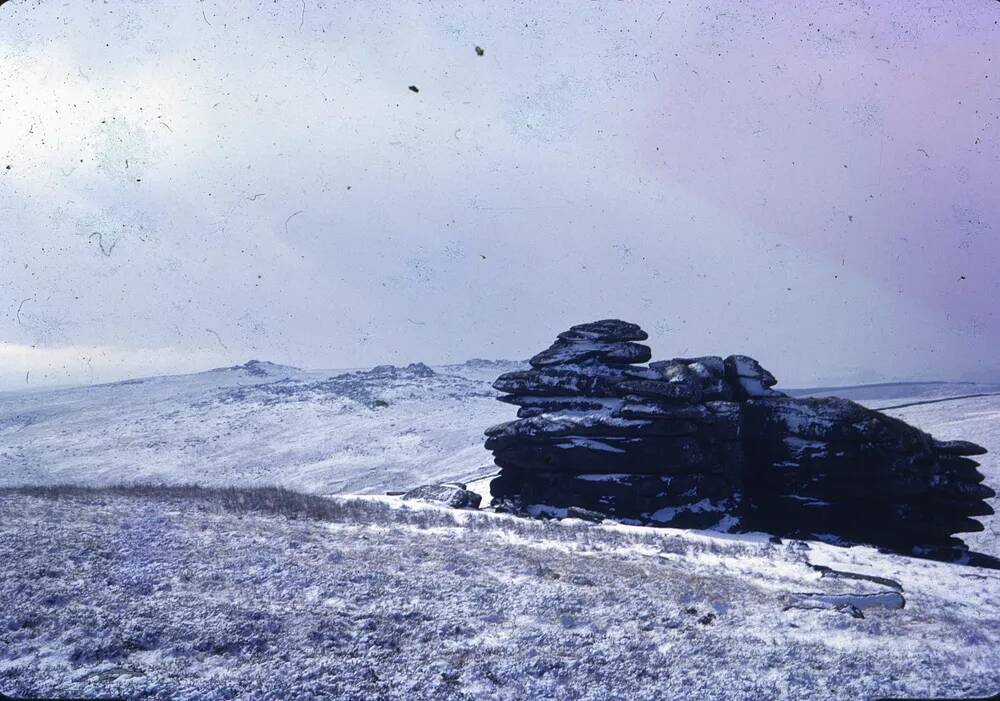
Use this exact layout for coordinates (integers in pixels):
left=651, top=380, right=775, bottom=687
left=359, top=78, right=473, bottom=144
left=402, top=482, right=482, bottom=509
left=485, top=319, right=995, bottom=562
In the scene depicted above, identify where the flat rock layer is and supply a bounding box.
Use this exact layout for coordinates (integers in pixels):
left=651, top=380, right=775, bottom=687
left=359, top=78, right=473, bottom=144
left=485, top=319, right=993, bottom=562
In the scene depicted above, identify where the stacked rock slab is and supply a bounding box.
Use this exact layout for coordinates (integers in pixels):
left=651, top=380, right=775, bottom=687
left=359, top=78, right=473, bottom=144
left=485, top=319, right=995, bottom=559
left=741, top=398, right=993, bottom=554
left=486, top=320, right=748, bottom=529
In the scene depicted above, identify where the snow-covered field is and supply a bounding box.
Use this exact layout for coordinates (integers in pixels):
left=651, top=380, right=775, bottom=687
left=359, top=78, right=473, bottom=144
left=0, top=359, right=522, bottom=493
left=788, top=380, right=1000, bottom=409
left=1, top=486, right=998, bottom=701
left=2, top=367, right=999, bottom=699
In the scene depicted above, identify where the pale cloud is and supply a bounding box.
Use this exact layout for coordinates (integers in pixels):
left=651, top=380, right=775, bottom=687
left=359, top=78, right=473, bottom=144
left=0, top=1, right=997, bottom=391
left=0, top=342, right=234, bottom=390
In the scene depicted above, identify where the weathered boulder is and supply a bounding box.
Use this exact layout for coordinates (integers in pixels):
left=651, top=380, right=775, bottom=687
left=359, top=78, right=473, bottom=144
left=530, top=339, right=652, bottom=368
left=725, top=354, right=785, bottom=399
left=556, top=319, right=649, bottom=343
left=658, top=358, right=734, bottom=400
left=618, top=379, right=704, bottom=402
left=933, top=439, right=989, bottom=456
left=402, top=483, right=482, bottom=509
left=485, top=414, right=699, bottom=446
left=566, top=506, right=606, bottom=523
left=493, top=364, right=653, bottom=398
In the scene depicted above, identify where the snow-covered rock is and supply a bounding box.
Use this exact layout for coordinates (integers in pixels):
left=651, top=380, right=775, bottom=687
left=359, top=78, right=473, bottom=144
left=485, top=320, right=995, bottom=565
left=555, top=319, right=649, bottom=343
left=402, top=483, right=482, bottom=509
left=724, top=354, right=784, bottom=399
left=529, top=339, right=652, bottom=368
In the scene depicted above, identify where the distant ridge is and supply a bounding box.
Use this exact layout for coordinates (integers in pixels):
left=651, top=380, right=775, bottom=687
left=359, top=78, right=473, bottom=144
left=788, top=380, right=981, bottom=396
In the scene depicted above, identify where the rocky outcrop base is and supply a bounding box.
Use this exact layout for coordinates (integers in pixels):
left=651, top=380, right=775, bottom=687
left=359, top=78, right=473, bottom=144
left=484, top=320, right=994, bottom=561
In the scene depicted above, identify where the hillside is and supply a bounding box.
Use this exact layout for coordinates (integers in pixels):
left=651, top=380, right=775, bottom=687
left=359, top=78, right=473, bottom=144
left=1, top=486, right=998, bottom=701
left=0, top=360, right=524, bottom=494
left=2, top=370, right=997, bottom=556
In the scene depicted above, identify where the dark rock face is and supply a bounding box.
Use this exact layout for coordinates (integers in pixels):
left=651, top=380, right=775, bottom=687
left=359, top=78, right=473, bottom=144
left=529, top=320, right=651, bottom=368
left=485, top=319, right=994, bottom=562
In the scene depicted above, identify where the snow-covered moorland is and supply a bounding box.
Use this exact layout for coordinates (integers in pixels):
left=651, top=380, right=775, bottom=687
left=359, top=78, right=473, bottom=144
left=1, top=485, right=998, bottom=701
left=0, top=359, right=523, bottom=493
left=2, top=367, right=999, bottom=699
left=2, top=366, right=997, bottom=557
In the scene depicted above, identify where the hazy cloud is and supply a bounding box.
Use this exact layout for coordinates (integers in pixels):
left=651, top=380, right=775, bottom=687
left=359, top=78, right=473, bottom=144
left=1, top=1, right=997, bottom=389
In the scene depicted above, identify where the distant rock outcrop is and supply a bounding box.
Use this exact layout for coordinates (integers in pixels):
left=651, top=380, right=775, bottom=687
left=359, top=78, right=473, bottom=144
left=402, top=482, right=482, bottom=509
left=226, top=360, right=299, bottom=378
left=485, top=320, right=995, bottom=563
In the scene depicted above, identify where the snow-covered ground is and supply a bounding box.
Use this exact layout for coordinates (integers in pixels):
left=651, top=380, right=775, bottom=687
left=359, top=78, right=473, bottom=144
left=789, top=379, right=1000, bottom=411
left=2, top=368, right=996, bottom=554
left=0, top=359, right=523, bottom=494
left=2, top=370, right=999, bottom=699
left=1, top=486, right=998, bottom=701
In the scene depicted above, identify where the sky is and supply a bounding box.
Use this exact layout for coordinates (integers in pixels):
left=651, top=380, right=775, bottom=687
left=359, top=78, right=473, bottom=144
left=0, top=1, right=998, bottom=390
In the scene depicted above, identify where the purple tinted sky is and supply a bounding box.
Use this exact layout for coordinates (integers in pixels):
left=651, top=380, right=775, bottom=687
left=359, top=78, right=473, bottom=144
left=640, top=4, right=998, bottom=335
left=0, top=1, right=997, bottom=389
